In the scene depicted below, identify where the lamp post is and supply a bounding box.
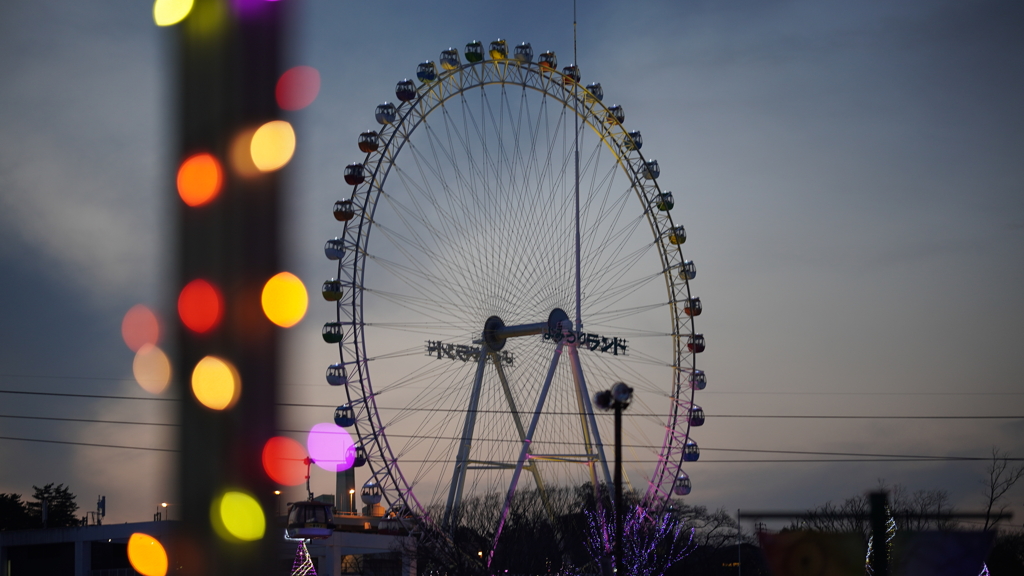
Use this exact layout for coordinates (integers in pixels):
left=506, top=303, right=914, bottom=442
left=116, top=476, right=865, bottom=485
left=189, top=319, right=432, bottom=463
left=349, top=488, right=355, bottom=516
left=595, top=382, right=633, bottom=576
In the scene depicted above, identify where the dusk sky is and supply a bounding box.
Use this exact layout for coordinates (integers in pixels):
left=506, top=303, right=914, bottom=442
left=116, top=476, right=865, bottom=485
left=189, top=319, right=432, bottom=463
left=1, top=0, right=1022, bottom=530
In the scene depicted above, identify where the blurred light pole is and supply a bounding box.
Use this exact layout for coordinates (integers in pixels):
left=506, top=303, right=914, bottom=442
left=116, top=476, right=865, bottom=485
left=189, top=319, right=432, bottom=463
left=595, top=382, right=633, bottom=575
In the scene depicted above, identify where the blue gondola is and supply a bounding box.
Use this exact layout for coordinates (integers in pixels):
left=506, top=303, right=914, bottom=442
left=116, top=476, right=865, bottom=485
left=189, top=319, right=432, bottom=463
left=416, top=61, right=437, bottom=83
left=683, top=439, right=700, bottom=462
left=688, top=405, right=705, bottom=426
left=674, top=472, right=692, bottom=496
left=334, top=404, right=355, bottom=427
left=689, top=370, right=707, bottom=391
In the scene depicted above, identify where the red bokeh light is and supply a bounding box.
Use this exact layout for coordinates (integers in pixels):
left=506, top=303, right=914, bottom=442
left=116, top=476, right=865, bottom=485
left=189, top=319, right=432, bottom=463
left=122, top=304, right=160, bottom=352
left=177, top=279, right=223, bottom=333
left=262, top=436, right=308, bottom=486
left=275, top=66, right=320, bottom=111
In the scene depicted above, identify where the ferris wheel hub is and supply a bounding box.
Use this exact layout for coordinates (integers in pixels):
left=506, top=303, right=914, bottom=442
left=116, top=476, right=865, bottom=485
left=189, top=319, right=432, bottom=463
left=481, top=308, right=572, bottom=352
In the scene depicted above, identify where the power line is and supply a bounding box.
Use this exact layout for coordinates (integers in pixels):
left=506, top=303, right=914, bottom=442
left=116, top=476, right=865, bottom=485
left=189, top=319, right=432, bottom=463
left=4, top=374, right=1020, bottom=397
left=0, top=374, right=135, bottom=382
left=281, top=402, right=1023, bottom=420
left=2, top=436, right=1020, bottom=463
left=4, top=414, right=1014, bottom=461
left=701, top=391, right=1024, bottom=396
left=0, top=389, right=178, bottom=402
left=0, top=414, right=176, bottom=427
left=1, top=428, right=1020, bottom=462
left=0, top=436, right=176, bottom=453
left=3, top=390, right=1021, bottom=419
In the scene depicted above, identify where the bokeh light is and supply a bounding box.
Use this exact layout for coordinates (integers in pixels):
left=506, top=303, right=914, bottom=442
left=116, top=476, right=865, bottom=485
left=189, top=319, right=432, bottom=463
left=133, top=344, right=172, bottom=395
left=122, top=304, right=160, bottom=352
left=261, top=272, right=308, bottom=328
left=275, top=66, right=321, bottom=111
left=229, top=127, right=261, bottom=178
left=261, top=436, right=308, bottom=486
left=176, top=153, right=223, bottom=207
left=127, top=533, right=168, bottom=576
left=212, top=491, right=265, bottom=542
left=250, top=120, right=295, bottom=172
left=178, top=279, right=223, bottom=333
left=307, top=422, right=356, bottom=472
left=191, top=356, right=240, bottom=411
left=153, top=0, right=194, bottom=26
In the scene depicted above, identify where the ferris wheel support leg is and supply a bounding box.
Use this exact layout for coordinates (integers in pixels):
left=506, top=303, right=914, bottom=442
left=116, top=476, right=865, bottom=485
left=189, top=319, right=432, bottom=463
left=487, top=342, right=564, bottom=567
left=492, top=354, right=556, bottom=524
left=442, top=348, right=489, bottom=531
left=567, top=344, right=613, bottom=490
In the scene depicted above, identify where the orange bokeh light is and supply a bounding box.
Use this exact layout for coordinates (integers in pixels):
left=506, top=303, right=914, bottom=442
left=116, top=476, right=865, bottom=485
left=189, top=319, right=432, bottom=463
left=133, top=344, right=172, bottom=395
left=122, top=304, right=160, bottom=352
left=178, top=279, right=223, bottom=333
left=261, top=436, right=308, bottom=486
left=276, top=66, right=321, bottom=111
left=177, top=153, right=223, bottom=207
left=127, top=532, right=168, bottom=576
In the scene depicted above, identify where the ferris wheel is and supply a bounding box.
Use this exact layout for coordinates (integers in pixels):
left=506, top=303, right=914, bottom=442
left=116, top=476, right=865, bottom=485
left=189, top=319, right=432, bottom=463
left=321, top=38, right=705, bottom=553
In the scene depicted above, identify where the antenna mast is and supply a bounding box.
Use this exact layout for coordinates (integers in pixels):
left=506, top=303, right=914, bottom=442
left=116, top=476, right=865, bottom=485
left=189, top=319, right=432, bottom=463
left=573, top=0, right=582, bottom=332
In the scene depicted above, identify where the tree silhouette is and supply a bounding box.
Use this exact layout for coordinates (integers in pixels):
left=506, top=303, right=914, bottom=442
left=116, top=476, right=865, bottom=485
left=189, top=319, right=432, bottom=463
left=26, top=484, right=79, bottom=528
left=0, top=493, right=33, bottom=530
left=981, top=448, right=1024, bottom=531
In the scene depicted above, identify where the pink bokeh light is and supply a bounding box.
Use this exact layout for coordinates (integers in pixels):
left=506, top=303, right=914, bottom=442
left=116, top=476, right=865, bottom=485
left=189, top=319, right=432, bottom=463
left=306, top=422, right=355, bottom=472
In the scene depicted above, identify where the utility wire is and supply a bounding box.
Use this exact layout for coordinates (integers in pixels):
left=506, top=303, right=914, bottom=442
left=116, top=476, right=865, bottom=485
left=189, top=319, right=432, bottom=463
left=3, top=390, right=1021, bottom=419
left=0, top=389, right=179, bottom=401
left=1, top=435, right=1020, bottom=463
left=4, top=374, right=1021, bottom=396
left=2, top=417, right=1022, bottom=462
left=0, top=436, right=176, bottom=453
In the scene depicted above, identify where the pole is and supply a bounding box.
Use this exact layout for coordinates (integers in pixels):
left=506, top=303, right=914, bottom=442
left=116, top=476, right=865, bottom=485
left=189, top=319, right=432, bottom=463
left=175, top=1, right=286, bottom=574
left=737, top=508, right=741, bottom=576
left=614, top=403, right=623, bottom=575
left=870, top=491, right=889, bottom=576
left=573, top=0, right=582, bottom=332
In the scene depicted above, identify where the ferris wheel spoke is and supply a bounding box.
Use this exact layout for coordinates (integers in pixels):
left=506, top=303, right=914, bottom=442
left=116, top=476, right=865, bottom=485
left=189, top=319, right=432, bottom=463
left=364, top=225, right=490, bottom=318
left=332, top=54, right=701, bottom=549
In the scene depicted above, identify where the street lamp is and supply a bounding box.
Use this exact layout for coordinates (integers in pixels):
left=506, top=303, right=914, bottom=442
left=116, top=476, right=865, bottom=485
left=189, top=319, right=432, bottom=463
left=595, top=382, right=633, bottom=576
left=349, top=488, right=355, bottom=516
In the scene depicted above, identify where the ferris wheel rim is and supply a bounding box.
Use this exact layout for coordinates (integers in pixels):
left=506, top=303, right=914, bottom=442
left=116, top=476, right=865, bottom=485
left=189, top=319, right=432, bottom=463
left=328, top=54, right=701, bottom=533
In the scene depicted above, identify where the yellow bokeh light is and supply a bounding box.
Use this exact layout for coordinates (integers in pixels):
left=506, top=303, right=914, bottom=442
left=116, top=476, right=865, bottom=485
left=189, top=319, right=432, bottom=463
left=191, top=356, right=240, bottom=411
left=153, top=0, right=194, bottom=26
left=261, top=272, right=308, bottom=328
left=212, top=491, right=266, bottom=542
left=250, top=120, right=296, bottom=172
left=133, top=344, right=171, bottom=395
left=127, top=533, right=168, bottom=576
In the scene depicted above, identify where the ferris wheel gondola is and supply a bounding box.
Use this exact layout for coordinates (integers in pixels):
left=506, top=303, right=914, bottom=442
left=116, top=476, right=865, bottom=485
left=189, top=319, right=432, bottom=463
left=285, top=458, right=336, bottom=541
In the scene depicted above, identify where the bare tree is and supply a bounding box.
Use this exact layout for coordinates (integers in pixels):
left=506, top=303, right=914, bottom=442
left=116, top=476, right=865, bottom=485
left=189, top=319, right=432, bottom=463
left=791, top=481, right=956, bottom=536
left=982, top=448, right=1024, bottom=530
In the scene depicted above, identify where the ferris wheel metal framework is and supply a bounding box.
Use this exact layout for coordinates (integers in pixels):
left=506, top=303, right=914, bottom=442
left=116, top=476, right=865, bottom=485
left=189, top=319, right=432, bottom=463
left=321, top=40, right=705, bottom=555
